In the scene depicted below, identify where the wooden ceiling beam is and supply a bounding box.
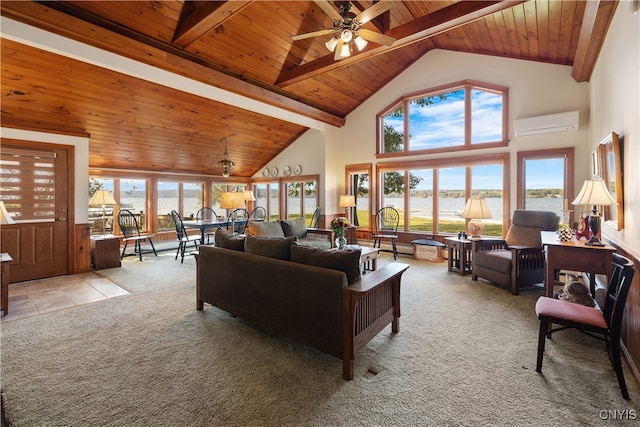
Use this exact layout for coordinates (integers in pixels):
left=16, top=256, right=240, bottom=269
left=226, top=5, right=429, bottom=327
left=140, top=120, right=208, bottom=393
left=276, top=1, right=526, bottom=87
left=571, top=0, right=618, bottom=83
left=172, top=1, right=254, bottom=48
left=1, top=1, right=345, bottom=128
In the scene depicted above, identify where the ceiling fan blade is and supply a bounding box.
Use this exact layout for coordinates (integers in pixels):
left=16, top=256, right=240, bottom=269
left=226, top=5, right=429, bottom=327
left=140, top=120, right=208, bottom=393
left=358, top=28, right=395, bottom=46
left=291, top=28, right=334, bottom=41
left=313, top=0, right=342, bottom=21
left=355, top=0, right=398, bottom=24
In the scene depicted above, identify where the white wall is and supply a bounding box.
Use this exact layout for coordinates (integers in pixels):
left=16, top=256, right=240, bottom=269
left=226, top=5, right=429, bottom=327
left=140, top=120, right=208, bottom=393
left=279, top=50, right=591, bottom=216
left=1, top=127, right=90, bottom=223
left=589, top=6, right=640, bottom=257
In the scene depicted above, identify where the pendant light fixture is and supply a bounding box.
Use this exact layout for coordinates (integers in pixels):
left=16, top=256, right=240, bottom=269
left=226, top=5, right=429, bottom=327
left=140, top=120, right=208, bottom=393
left=217, top=138, right=235, bottom=177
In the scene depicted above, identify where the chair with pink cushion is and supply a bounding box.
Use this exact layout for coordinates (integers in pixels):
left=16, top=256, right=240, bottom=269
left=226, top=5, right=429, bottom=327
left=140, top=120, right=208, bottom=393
left=535, top=252, right=635, bottom=399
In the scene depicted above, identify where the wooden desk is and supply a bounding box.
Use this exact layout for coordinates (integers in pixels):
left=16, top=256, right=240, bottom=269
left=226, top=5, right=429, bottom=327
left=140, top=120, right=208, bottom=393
left=1, top=253, right=13, bottom=316
left=91, top=235, right=122, bottom=270
left=541, top=231, right=616, bottom=298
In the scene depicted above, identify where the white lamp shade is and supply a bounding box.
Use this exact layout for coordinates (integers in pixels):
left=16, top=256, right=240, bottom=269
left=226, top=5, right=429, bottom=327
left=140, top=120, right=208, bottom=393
left=89, top=190, right=117, bottom=206
left=354, top=35, right=368, bottom=51
left=0, top=201, right=15, bottom=224
left=243, top=190, right=256, bottom=202
left=461, top=198, right=492, bottom=219
left=325, top=37, right=338, bottom=52
left=220, top=192, right=245, bottom=209
left=338, top=195, right=356, bottom=208
left=571, top=178, right=617, bottom=206
left=339, top=43, right=351, bottom=58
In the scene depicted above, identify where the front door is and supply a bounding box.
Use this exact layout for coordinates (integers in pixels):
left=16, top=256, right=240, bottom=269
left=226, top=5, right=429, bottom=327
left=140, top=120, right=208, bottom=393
left=0, top=140, right=69, bottom=282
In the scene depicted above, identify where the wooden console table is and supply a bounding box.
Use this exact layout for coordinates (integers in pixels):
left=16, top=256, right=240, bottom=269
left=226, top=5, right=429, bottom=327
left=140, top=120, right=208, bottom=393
left=540, top=231, right=616, bottom=298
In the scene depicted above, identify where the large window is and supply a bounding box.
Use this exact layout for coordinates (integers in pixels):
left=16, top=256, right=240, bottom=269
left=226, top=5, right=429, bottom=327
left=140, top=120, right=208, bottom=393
left=517, top=148, right=574, bottom=224
left=377, top=154, right=508, bottom=236
left=378, top=80, right=508, bottom=156
left=346, top=164, right=372, bottom=229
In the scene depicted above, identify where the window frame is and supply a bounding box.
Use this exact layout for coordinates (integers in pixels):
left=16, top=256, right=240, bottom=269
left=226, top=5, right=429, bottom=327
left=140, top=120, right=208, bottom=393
left=376, top=153, right=509, bottom=236
left=516, top=147, right=575, bottom=224
left=345, top=164, right=373, bottom=231
left=376, top=79, right=509, bottom=158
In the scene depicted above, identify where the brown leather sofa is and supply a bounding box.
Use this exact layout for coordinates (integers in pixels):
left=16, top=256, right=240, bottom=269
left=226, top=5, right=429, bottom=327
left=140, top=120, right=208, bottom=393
left=195, top=238, right=409, bottom=380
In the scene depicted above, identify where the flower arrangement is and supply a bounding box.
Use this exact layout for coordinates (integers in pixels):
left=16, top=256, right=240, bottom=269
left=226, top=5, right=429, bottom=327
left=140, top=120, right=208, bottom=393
left=330, top=217, right=350, bottom=237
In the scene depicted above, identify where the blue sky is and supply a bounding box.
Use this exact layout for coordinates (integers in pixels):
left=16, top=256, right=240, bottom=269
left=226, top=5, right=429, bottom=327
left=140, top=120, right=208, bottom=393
left=384, top=88, right=564, bottom=191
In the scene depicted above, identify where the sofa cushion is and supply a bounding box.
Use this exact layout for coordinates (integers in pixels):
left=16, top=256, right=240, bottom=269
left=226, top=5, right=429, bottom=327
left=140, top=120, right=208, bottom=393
left=281, top=217, right=308, bottom=239
left=214, top=227, right=245, bottom=251
left=473, top=249, right=512, bottom=274
left=244, top=235, right=296, bottom=260
left=298, top=237, right=332, bottom=250
left=290, top=245, right=362, bottom=284
left=247, top=221, right=285, bottom=238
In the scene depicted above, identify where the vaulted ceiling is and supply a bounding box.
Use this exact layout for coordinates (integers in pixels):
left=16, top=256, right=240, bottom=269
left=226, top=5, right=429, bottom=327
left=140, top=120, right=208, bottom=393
left=0, top=1, right=618, bottom=177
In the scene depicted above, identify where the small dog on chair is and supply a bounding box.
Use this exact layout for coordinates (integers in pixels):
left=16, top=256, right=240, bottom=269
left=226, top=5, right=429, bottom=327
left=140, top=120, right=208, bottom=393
left=558, top=281, right=596, bottom=307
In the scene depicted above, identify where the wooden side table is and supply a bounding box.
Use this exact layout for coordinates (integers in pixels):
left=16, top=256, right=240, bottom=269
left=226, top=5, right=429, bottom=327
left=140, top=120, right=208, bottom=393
left=91, top=235, right=122, bottom=270
left=445, top=237, right=472, bottom=275
left=1, top=253, right=13, bottom=316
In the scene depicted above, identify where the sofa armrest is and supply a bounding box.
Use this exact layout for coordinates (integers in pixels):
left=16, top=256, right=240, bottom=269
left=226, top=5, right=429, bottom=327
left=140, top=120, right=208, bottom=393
left=471, top=238, right=507, bottom=252
left=305, top=228, right=334, bottom=246
left=510, top=246, right=545, bottom=270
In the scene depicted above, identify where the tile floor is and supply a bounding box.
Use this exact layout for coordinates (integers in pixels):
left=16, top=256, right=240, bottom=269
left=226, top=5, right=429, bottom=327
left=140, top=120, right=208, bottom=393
left=1, top=272, right=129, bottom=323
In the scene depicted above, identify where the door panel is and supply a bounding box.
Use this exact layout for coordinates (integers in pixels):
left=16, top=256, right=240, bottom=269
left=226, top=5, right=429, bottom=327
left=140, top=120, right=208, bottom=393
left=0, top=141, right=69, bottom=282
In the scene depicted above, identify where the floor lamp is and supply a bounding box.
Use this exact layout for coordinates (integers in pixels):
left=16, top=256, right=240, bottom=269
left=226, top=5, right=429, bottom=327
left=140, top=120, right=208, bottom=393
left=89, top=190, right=118, bottom=236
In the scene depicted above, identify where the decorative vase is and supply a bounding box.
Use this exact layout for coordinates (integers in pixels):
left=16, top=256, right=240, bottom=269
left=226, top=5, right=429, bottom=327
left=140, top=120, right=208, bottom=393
left=335, top=235, right=347, bottom=249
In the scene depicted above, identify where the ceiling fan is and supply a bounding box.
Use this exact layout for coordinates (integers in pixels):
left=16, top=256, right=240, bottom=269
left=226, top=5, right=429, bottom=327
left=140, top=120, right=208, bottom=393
left=291, top=1, right=397, bottom=60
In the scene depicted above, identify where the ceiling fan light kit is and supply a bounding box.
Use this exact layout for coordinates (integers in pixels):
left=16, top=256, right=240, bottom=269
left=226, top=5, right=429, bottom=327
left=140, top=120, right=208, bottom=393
left=292, top=1, right=395, bottom=60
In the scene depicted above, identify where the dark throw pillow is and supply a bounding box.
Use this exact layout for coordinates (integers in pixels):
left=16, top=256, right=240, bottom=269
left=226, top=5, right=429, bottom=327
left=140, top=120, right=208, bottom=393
left=280, top=217, right=307, bottom=239
left=214, top=227, right=245, bottom=251
left=244, top=235, right=297, bottom=260
left=290, top=245, right=362, bottom=284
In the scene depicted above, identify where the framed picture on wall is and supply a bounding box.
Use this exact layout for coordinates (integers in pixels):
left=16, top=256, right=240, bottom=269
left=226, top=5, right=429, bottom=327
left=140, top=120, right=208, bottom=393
left=598, top=131, right=624, bottom=230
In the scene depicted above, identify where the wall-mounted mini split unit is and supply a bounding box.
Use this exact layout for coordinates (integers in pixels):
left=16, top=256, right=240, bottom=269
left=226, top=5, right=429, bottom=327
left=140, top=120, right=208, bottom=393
left=514, top=110, right=579, bottom=137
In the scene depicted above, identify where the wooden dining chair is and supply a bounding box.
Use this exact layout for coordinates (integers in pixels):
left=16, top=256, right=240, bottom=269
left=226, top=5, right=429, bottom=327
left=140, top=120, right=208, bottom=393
left=117, top=209, right=157, bottom=261
left=535, top=252, right=635, bottom=399
left=309, top=206, right=320, bottom=228
left=226, top=208, right=249, bottom=235
left=372, top=207, right=400, bottom=260
left=170, top=210, right=200, bottom=263
left=197, top=207, right=218, bottom=244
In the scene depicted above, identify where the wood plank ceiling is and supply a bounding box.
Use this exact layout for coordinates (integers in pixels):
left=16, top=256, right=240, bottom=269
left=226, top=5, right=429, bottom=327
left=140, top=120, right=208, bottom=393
left=1, top=1, right=618, bottom=177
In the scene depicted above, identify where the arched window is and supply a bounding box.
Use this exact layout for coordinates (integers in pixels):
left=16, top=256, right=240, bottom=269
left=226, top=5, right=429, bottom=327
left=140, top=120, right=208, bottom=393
left=377, top=80, right=508, bottom=157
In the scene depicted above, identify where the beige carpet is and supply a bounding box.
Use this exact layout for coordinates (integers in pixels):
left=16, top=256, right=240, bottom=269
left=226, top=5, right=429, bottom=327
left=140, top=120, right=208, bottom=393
left=1, top=252, right=638, bottom=426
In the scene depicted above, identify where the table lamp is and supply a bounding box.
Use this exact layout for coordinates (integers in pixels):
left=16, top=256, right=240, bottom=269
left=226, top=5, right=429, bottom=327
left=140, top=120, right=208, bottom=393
left=338, top=194, right=356, bottom=217
left=220, top=191, right=245, bottom=234
left=0, top=201, right=15, bottom=224
left=243, top=190, right=256, bottom=210
left=89, top=190, right=118, bottom=236
left=571, top=178, right=616, bottom=246
left=461, top=198, right=492, bottom=238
